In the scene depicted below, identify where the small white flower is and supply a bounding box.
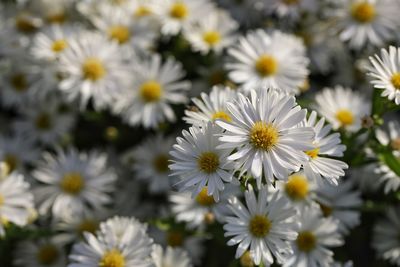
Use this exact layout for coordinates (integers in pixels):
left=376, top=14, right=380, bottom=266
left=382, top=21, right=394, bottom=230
left=152, top=244, right=193, bottom=267
left=217, top=89, right=314, bottom=186
left=0, top=172, right=34, bottom=236
left=302, top=110, right=348, bottom=185
left=69, top=216, right=154, bottom=267
left=314, top=86, right=370, bottom=132
left=170, top=122, right=235, bottom=201
left=33, top=148, right=117, bottom=218
left=284, top=206, right=344, bottom=267
left=184, top=86, right=238, bottom=126
left=226, top=30, right=309, bottom=94
left=113, top=53, right=190, bottom=129
left=223, top=185, right=298, bottom=266
left=368, top=46, right=400, bottom=105
left=262, top=0, right=318, bottom=22
left=373, top=207, right=400, bottom=266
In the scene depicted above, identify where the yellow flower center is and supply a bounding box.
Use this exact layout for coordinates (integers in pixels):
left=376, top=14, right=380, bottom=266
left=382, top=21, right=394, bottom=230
left=203, top=31, right=221, bottom=46
left=351, top=2, right=376, bottom=23
left=153, top=154, right=170, bottom=173
left=208, top=70, right=226, bottom=85
left=170, top=2, right=188, bottom=19
left=255, top=55, right=278, bottom=77
left=78, top=219, right=98, bottom=236
left=195, top=187, right=215, bottom=206
left=3, top=154, right=19, bottom=174
left=318, top=202, right=333, bottom=217
left=0, top=194, right=4, bottom=207
left=108, top=25, right=131, bottom=44
left=60, top=172, right=85, bottom=195
left=15, top=17, right=37, bottom=33
left=51, top=39, right=68, bottom=53
left=37, top=244, right=59, bottom=265
left=335, top=109, right=354, bottom=127
left=249, top=122, right=279, bottom=151
left=211, top=111, right=231, bottom=122
left=305, top=147, right=320, bottom=159
left=282, top=0, right=299, bottom=5
left=46, top=12, right=67, bottom=24
left=167, top=231, right=184, bottom=247
left=35, top=113, right=52, bottom=130
left=239, top=251, right=254, bottom=267
left=285, top=174, right=309, bottom=201
left=82, top=58, right=106, bottom=81
left=390, top=138, right=400, bottom=151
left=134, top=6, right=152, bottom=17
left=197, top=152, right=219, bottom=174
left=391, top=73, right=400, bottom=90
left=10, top=73, right=28, bottom=92
left=296, top=231, right=317, bottom=252
left=139, top=81, right=163, bottom=102
left=248, top=214, right=271, bottom=238
left=99, top=250, right=125, bottom=267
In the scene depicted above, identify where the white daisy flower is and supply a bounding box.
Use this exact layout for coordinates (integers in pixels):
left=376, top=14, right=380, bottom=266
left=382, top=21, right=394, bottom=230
left=373, top=207, right=400, bottom=266
left=225, top=30, right=309, bottom=94
left=152, top=244, right=193, bottom=267
left=302, top=110, right=348, bottom=185
left=315, top=179, right=362, bottom=235
left=33, top=148, right=117, bottom=218
left=131, top=134, right=175, bottom=193
left=152, top=0, right=215, bottom=36
left=284, top=206, right=344, bottom=267
left=376, top=119, right=400, bottom=155
left=184, top=9, right=238, bottom=55
left=262, top=0, right=318, bottom=22
left=12, top=99, right=75, bottom=145
left=331, top=0, right=400, bottom=49
left=0, top=172, right=34, bottom=236
left=0, top=133, right=39, bottom=175
left=14, top=238, right=66, bottom=267
left=216, top=89, right=314, bottom=186
left=126, top=0, right=156, bottom=20
left=184, top=86, right=238, bottom=126
left=69, top=216, right=154, bottom=267
left=170, top=184, right=240, bottom=228
left=223, top=185, right=298, bottom=266
left=314, top=86, right=371, bottom=132
left=90, top=4, right=157, bottom=51
left=31, top=25, right=72, bottom=61
left=375, top=160, right=400, bottom=194
left=58, top=31, right=131, bottom=110
left=113, top=53, right=190, bottom=129
left=368, top=46, right=400, bottom=105
left=170, top=122, right=236, bottom=201
left=348, top=163, right=381, bottom=193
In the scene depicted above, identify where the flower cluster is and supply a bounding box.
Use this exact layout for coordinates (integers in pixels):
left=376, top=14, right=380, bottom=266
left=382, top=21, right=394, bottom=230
left=0, top=0, right=400, bottom=266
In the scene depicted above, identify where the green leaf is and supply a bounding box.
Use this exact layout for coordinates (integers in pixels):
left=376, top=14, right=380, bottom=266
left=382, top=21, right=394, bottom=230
left=378, top=151, right=400, bottom=177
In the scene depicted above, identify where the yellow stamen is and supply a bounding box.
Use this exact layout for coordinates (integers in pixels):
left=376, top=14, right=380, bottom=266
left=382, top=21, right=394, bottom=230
left=391, top=73, right=400, bottom=90
left=46, top=12, right=67, bottom=24
left=3, top=154, right=19, bottom=174
left=212, top=111, right=231, bottom=122
left=240, top=251, right=254, bottom=267
left=60, top=172, right=85, bottom=195
left=82, top=58, right=106, bottom=81
left=170, top=2, right=188, bottom=19
left=248, top=214, right=271, bottom=238
left=285, top=174, right=309, bottom=200
left=249, top=122, right=279, bottom=151
left=99, top=249, right=125, bottom=267
left=203, top=31, right=221, bottom=46
left=0, top=194, right=4, bottom=207
left=153, top=154, right=170, bottom=173
left=197, top=152, right=219, bottom=174
left=139, top=81, right=163, bottom=102
left=37, top=244, right=59, bottom=265
left=196, top=187, right=215, bottom=206
left=255, top=55, right=278, bottom=77
left=15, top=17, right=38, bottom=33
left=351, top=2, right=376, bottom=23
left=78, top=219, right=98, bottom=236
left=318, top=202, right=333, bottom=217
left=167, top=231, right=184, bottom=247
left=305, top=147, right=320, bottom=159
left=134, top=6, right=152, bottom=17
left=51, top=39, right=68, bottom=53
left=336, top=109, right=354, bottom=127
left=296, top=231, right=317, bottom=252
left=35, top=113, right=52, bottom=130
left=108, top=25, right=131, bottom=44
left=10, top=73, right=28, bottom=92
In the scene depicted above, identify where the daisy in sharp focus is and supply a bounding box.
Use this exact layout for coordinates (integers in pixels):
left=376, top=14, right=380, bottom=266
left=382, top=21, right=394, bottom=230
left=151, top=0, right=215, bottom=36
left=184, top=85, right=238, bottom=126
left=130, top=134, right=175, bottom=193
left=184, top=9, right=238, bottom=55
left=58, top=31, right=131, bottom=110
left=314, top=86, right=371, bottom=133
left=314, top=179, right=362, bottom=235
left=33, top=148, right=117, bottom=219
left=0, top=172, right=34, bottom=236
left=284, top=206, right=344, bottom=267
left=14, top=237, right=66, bottom=267
left=170, top=122, right=236, bottom=201
left=373, top=207, right=400, bottom=267
left=368, top=46, right=400, bottom=105
left=225, top=30, right=309, bottom=94
left=216, top=89, right=314, bottom=186
left=152, top=244, right=193, bottom=267
left=113, top=53, right=190, bottom=129
left=331, top=0, right=400, bottom=49
left=223, top=185, right=298, bottom=266
left=69, top=216, right=154, bottom=267
left=302, top=111, right=348, bottom=185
